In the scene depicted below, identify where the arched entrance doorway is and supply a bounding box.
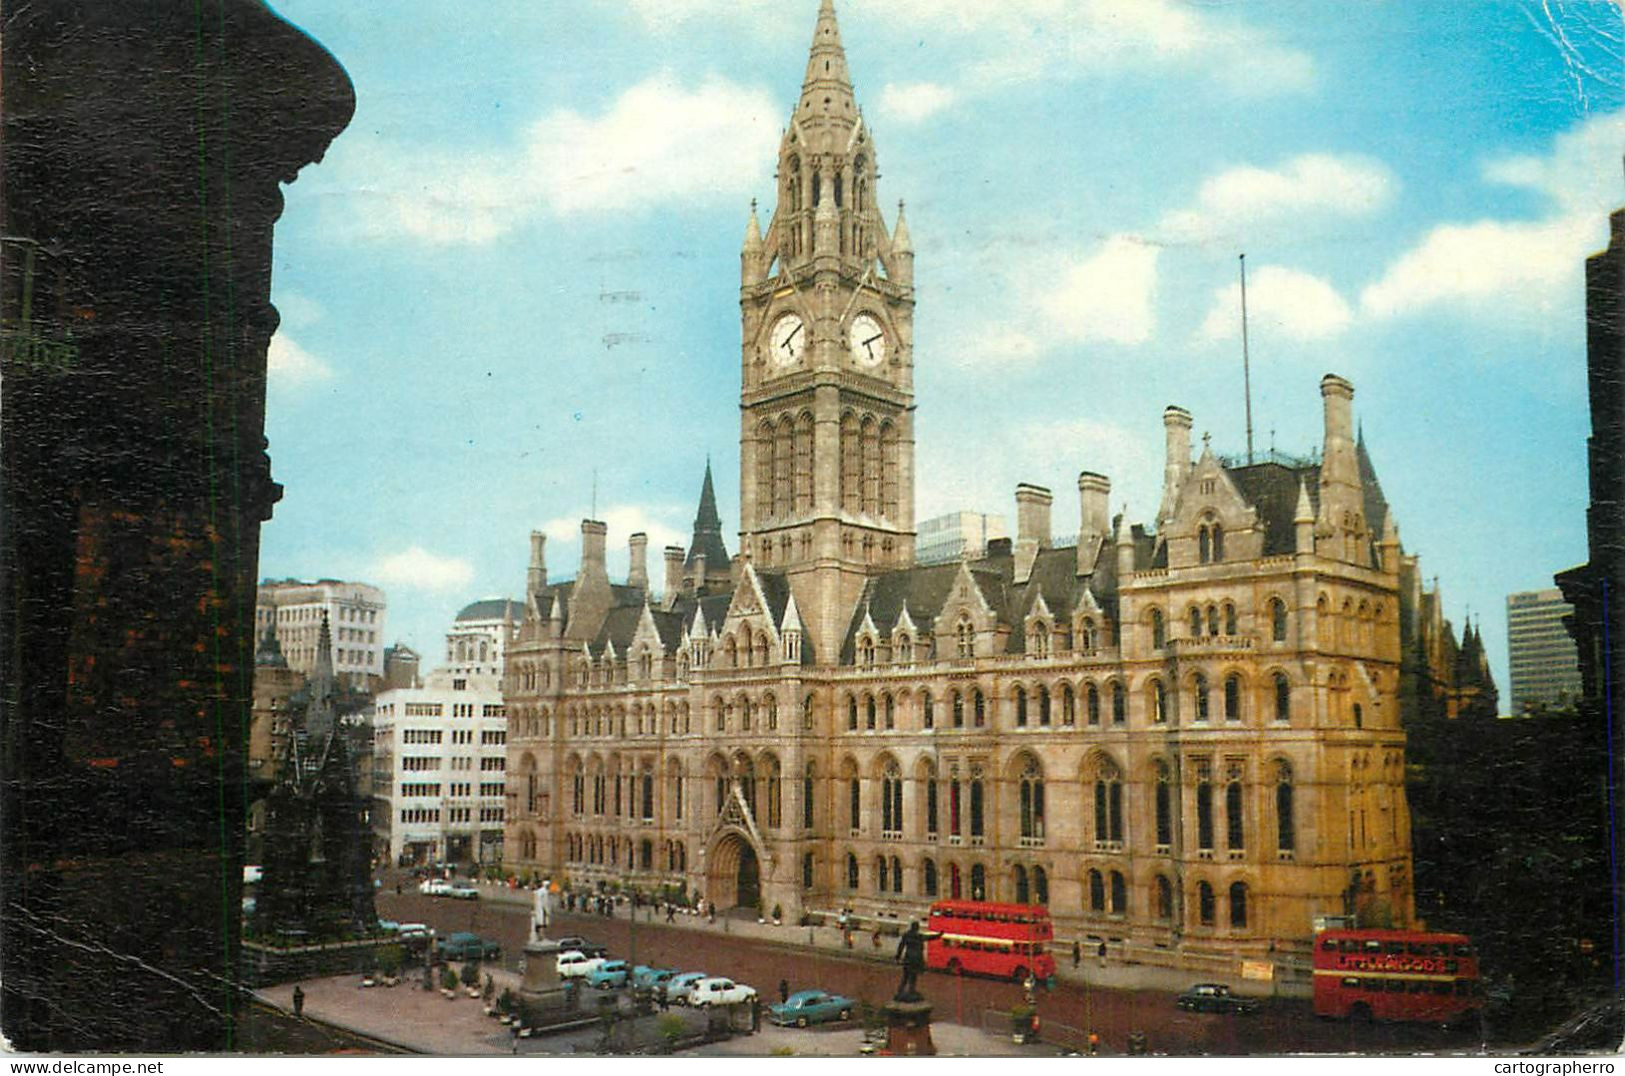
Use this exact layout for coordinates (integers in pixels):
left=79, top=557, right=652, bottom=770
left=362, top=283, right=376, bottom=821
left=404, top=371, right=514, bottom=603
left=707, top=830, right=762, bottom=912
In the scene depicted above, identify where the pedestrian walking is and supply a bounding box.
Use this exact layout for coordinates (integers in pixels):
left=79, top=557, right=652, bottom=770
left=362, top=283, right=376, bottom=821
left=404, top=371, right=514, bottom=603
left=292, top=986, right=305, bottom=1017
left=1072, top=940, right=1081, bottom=968
left=778, top=979, right=790, bottom=1005
left=1087, top=1030, right=1100, bottom=1056
left=666, top=902, right=675, bottom=924
left=1097, top=940, right=1107, bottom=968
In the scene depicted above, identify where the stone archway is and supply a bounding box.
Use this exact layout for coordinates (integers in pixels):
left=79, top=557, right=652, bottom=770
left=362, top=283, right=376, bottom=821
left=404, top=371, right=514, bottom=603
left=707, top=829, right=762, bottom=912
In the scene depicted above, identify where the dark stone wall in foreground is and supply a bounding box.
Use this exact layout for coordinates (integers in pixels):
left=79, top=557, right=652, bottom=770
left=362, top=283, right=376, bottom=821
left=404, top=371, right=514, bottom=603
left=1, top=1, right=352, bottom=1051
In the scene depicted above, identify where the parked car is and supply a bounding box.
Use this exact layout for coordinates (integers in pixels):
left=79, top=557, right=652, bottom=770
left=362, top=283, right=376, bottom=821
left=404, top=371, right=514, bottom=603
left=555, top=936, right=608, bottom=958
left=557, top=950, right=608, bottom=979
left=378, top=920, right=430, bottom=939
left=1176, top=983, right=1259, bottom=1014
left=418, top=878, right=453, bottom=897
left=586, top=960, right=632, bottom=989
left=445, top=881, right=480, bottom=900
left=633, top=966, right=677, bottom=992
left=435, top=932, right=500, bottom=962
left=690, top=977, right=757, bottom=1008
left=664, top=972, right=709, bottom=1006
left=769, top=990, right=855, bottom=1027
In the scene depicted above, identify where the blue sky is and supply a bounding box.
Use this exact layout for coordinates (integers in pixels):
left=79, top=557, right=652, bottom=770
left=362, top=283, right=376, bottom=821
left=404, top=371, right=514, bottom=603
left=261, top=0, right=1622, bottom=700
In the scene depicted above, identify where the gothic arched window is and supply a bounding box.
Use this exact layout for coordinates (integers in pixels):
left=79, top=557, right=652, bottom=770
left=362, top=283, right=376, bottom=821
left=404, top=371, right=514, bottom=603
left=1229, top=881, right=1249, bottom=928
left=1224, top=674, right=1242, bottom=722
left=1273, top=673, right=1292, bottom=723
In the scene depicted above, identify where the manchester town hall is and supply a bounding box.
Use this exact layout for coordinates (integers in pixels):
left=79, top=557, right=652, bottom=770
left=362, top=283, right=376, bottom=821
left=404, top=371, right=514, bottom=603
left=504, top=0, right=1474, bottom=973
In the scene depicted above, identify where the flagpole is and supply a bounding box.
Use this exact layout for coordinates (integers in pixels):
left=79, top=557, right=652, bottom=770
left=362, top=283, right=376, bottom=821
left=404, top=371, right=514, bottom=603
left=1240, top=254, right=1254, bottom=465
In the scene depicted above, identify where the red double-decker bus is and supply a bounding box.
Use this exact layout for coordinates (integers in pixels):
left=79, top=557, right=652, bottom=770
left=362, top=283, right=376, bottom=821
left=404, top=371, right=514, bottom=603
left=925, top=900, right=1056, bottom=983
left=1313, top=929, right=1482, bottom=1023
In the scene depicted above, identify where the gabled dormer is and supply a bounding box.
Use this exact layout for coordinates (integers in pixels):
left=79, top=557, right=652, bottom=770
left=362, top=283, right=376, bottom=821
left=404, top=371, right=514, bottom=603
left=932, top=559, right=1005, bottom=659
left=1073, top=585, right=1105, bottom=653
left=853, top=603, right=880, bottom=667
left=1024, top=590, right=1055, bottom=658
left=892, top=603, right=918, bottom=665
left=1164, top=434, right=1263, bottom=568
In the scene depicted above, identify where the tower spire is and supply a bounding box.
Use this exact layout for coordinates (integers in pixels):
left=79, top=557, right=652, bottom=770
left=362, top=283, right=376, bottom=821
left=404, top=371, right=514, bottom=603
left=802, top=0, right=854, bottom=111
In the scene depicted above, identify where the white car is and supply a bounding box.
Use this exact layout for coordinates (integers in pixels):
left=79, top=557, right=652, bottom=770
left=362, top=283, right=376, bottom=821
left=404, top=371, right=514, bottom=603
left=418, top=878, right=452, bottom=896
left=556, top=949, right=608, bottom=979
left=689, top=977, right=757, bottom=1008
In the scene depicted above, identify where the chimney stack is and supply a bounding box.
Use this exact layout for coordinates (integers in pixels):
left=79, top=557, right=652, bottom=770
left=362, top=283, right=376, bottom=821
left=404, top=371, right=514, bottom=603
left=581, top=519, right=607, bottom=569
left=1014, top=483, right=1052, bottom=583
left=664, top=546, right=685, bottom=608
left=1158, top=405, right=1193, bottom=526
left=528, top=530, right=547, bottom=594
left=1015, top=484, right=1053, bottom=548
left=1077, top=472, right=1111, bottom=575
left=628, top=532, right=649, bottom=590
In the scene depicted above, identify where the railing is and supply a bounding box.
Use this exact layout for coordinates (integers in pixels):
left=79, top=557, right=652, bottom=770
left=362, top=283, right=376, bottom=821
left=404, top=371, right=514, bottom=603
left=1169, top=635, right=1256, bottom=655
left=1093, top=839, right=1123, bottom=854
left=1018, top=836, right=1045, bottom=849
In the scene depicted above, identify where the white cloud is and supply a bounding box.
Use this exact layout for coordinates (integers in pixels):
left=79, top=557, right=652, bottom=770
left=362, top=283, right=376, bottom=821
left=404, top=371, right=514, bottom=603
left=1199, top=265, right=1353, bottom=343
left=950, top=234, right=1160, bottom=367
left=1160, top=154, right=1396, bottom=246
left=336, top=73, right=779, bottom=245
left=1037, top=236, right=1161, bottom=347
left=879, top=82, right=958, bottom=124
left=371, top=546, right=475, bottom=592
left=1360, top=216, right=1595, bottom=320
left=266, top=333, right=333, bottom=388
left=1362, top=110, right=1625, bottom=320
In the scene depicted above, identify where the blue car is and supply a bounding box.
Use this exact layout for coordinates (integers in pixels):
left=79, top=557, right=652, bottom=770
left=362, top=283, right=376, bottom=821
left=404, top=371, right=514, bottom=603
left=769, top=990, right=856, bottom=1027
left=586, top=960, right=632, bottom=989
left=664, top=972, right=708, bottom=1005
left=633, top=966, right=677, bottom=991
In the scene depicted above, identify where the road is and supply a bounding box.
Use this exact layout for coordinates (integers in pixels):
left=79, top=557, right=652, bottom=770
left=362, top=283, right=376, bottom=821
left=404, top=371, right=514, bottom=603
left=377, top=885, right=1490, bottom=1056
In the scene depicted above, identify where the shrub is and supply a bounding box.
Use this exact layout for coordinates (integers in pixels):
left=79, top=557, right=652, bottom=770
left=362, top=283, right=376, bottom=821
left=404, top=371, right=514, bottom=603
left=461, top=962, right=480, bottom=988
left=376, top=944, right=403, bottom=978
left=657, top=1013, right=686, bottom=1044
left=441, top=967, right=460, bottom=992
left=772, top=903, right=783, bottom=922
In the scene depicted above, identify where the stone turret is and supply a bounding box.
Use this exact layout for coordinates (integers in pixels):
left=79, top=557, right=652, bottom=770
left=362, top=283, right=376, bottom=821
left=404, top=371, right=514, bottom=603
left=628, top=532, right=649, bottom=591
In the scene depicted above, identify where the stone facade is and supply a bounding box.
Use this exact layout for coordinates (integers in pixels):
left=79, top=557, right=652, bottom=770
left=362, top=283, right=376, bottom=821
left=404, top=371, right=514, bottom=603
left=503, top=0, right=1429, bottom=972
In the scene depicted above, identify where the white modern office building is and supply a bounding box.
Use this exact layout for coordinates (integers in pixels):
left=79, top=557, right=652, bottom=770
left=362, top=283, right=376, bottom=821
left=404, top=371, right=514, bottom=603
left=255, top=578, right=388, bottom=688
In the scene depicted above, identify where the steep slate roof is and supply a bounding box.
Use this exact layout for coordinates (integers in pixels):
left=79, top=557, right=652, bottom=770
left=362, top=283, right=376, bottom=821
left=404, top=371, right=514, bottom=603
left=1228, top=461, right=1319, bottom=556
left=839, top=541, right=1120, bottom=663
left=684, top=463, right=731, bottom=572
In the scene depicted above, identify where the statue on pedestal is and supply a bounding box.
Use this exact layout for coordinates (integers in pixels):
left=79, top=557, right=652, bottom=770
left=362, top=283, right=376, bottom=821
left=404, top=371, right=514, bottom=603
left=893, top=920, right=939, bottom=1003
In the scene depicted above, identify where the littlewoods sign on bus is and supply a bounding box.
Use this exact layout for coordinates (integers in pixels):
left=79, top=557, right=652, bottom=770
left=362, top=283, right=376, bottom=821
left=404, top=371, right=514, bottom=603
left=1330, top=952, right=1460, bottom=975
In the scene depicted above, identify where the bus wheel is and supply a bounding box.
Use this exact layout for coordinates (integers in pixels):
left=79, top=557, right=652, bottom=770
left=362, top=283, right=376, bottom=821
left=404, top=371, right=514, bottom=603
left=947, top=959, right=962, bottom=976
left=1011, top=966, right=1028, bottom=984
left=1350, top=1003, right=1373, bottom=1023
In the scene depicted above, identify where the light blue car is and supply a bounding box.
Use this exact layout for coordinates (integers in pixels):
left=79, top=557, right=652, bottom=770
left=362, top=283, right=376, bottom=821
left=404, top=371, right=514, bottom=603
left=586, top=959, right=632, bottom=989
left=633, top=966, right=677, bottom=991
left=664, top=971, right=708, bottom=1005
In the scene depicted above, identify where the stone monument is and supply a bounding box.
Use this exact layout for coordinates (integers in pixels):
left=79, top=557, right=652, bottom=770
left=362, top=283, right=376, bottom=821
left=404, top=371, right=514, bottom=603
left=884, top=920, right=938, bottom=1056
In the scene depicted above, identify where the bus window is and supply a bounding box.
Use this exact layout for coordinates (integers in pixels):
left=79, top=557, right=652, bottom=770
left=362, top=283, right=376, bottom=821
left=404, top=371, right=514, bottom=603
left=1407, top=943, right=1426, bottom=956
left=1408, top=981, right=1428, bottom=993
left=1341, top=977, right=1360, bottom=989
left=1432, top=982, right=1452, bottom=996
left=1321, top=938, right=1338, bottom=951
left=1385, top=942, right=1405, bottom=956
left=1364, top=940, right=1382, bottom=953
left=1385, top=979, right=1406, bottom=993
left=1341, top=940, right=1358, bottom=953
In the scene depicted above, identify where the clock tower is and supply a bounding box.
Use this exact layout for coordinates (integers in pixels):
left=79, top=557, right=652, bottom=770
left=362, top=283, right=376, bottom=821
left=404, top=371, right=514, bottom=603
left=738, top=0, right=916, bottom=659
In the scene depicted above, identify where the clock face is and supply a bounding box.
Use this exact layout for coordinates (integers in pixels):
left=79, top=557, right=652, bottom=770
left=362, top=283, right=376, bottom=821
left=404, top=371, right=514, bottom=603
left=849, top=313, right=887, bottom=368
left=769, top=313, right=806, bottom=367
